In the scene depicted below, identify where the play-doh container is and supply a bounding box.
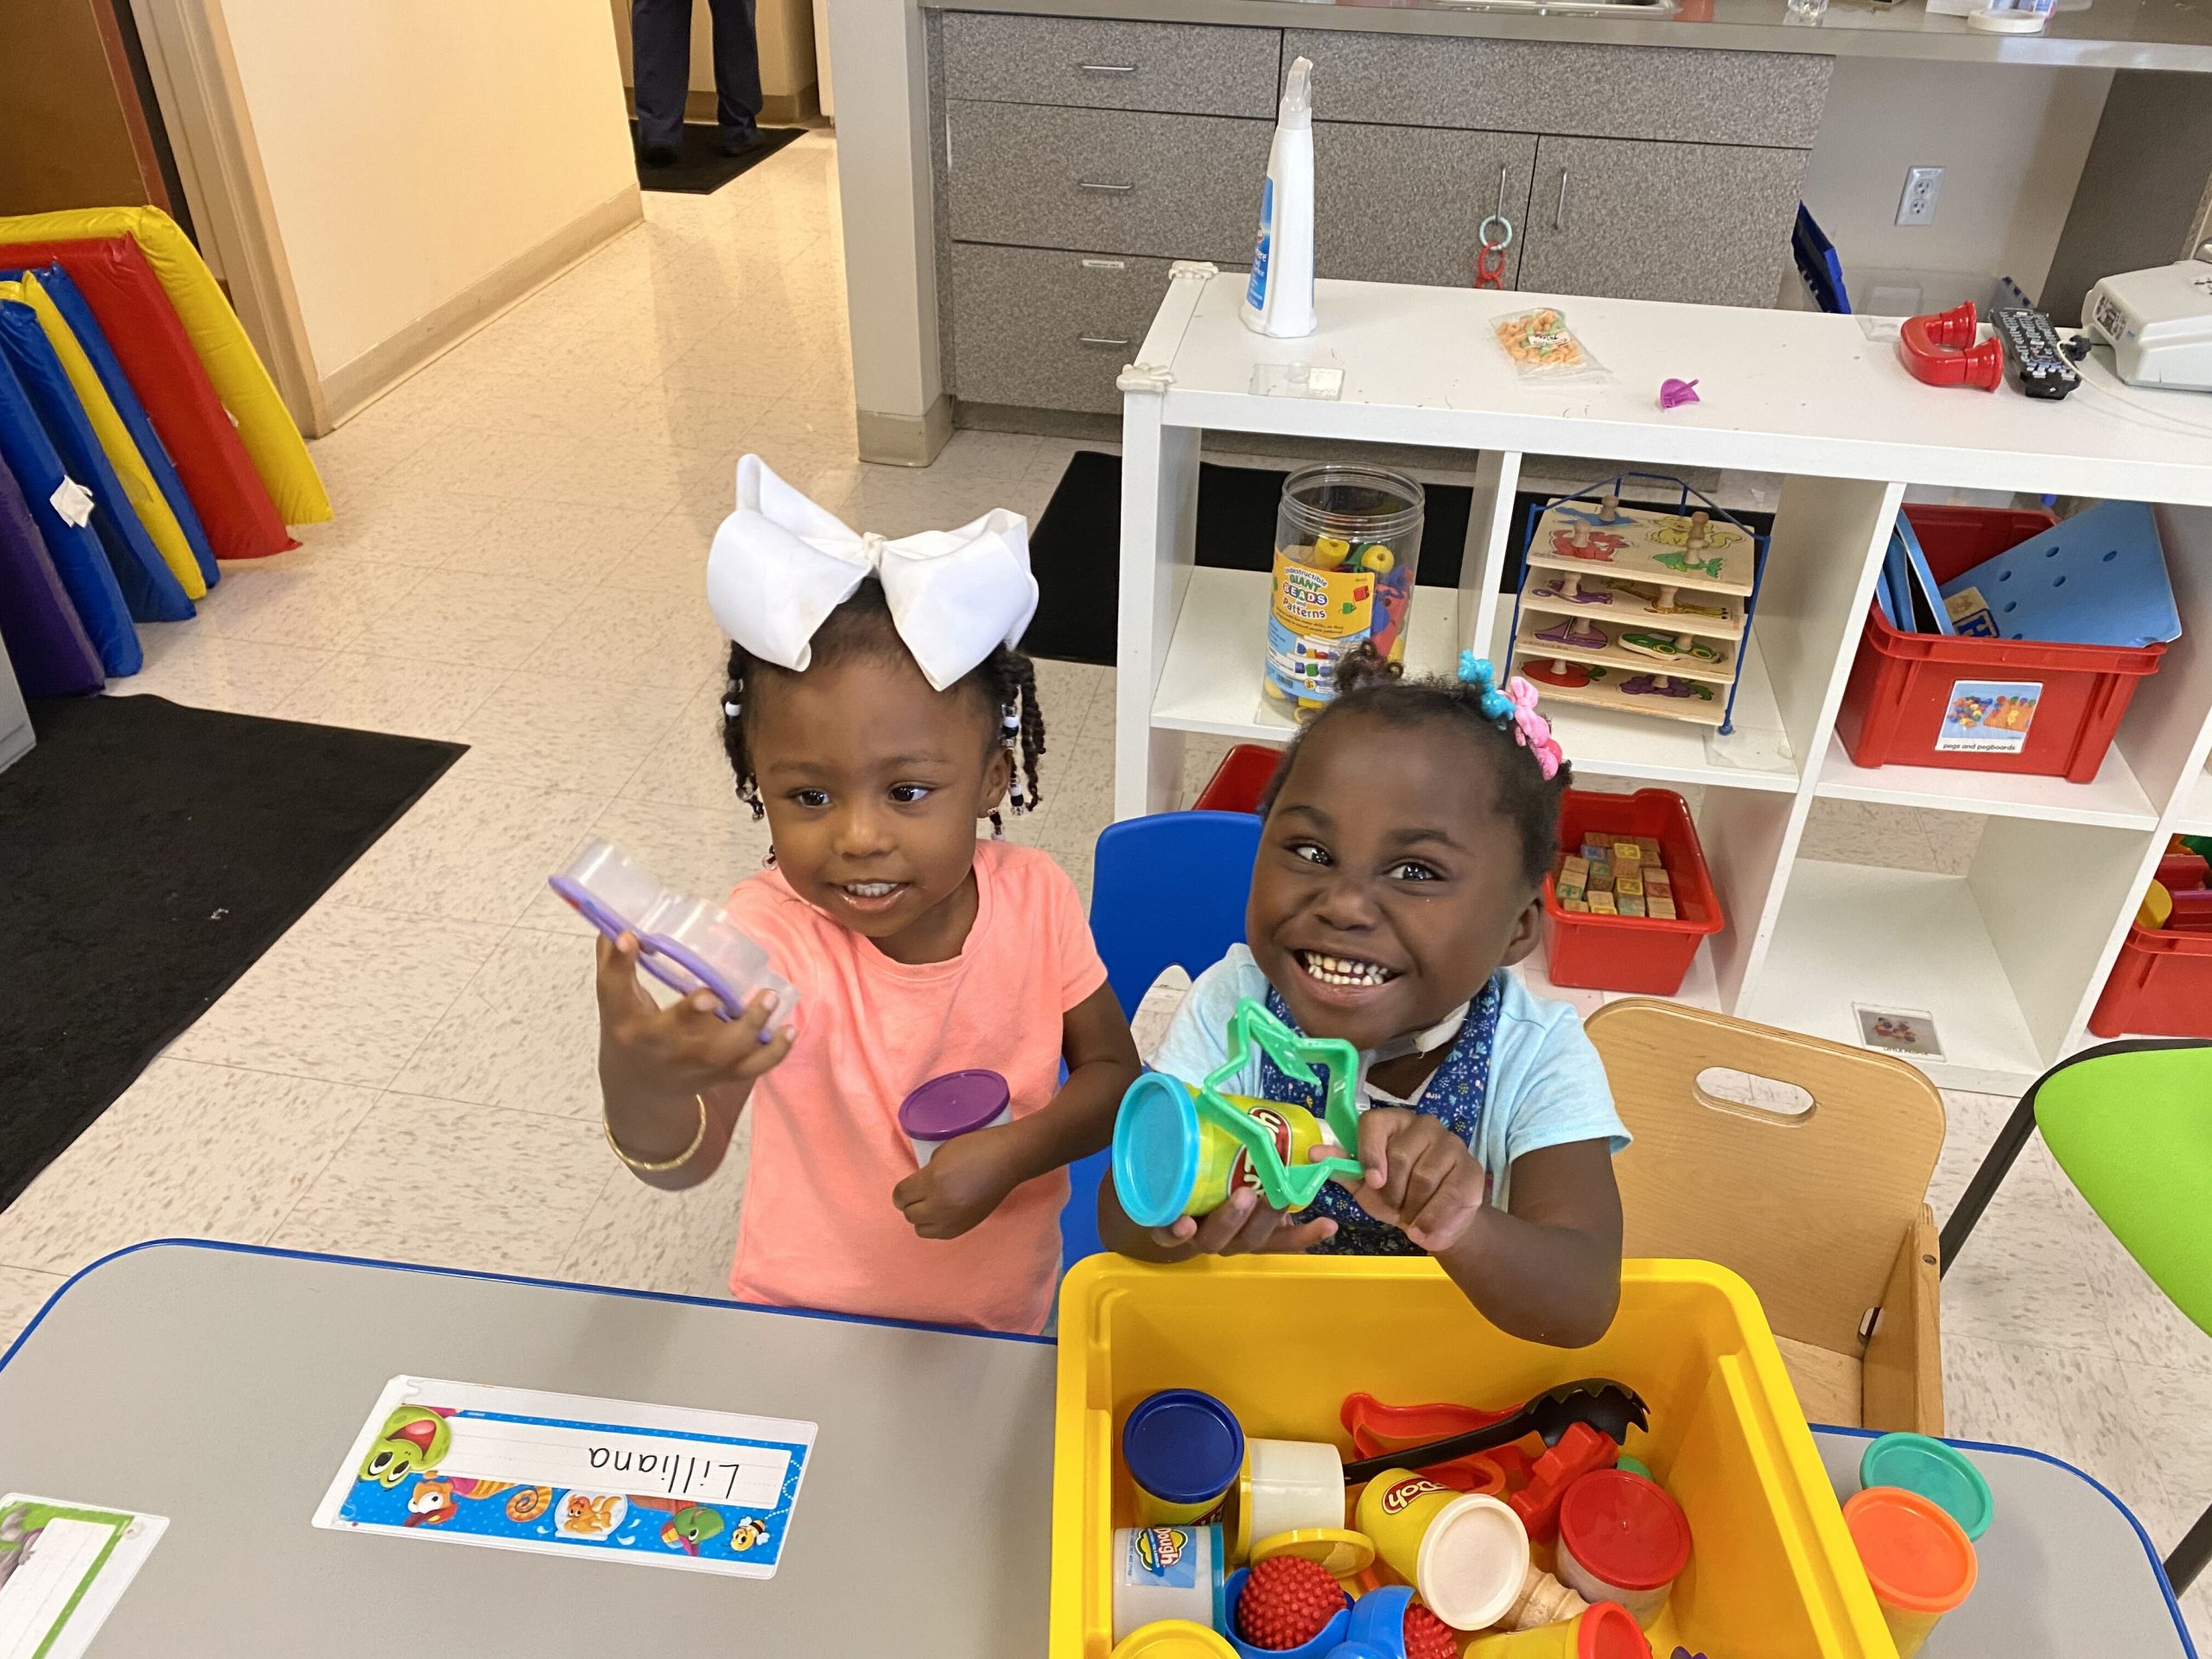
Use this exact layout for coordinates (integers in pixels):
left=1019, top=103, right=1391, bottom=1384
left=1554, top=1469, right=1692, bottom=1626
left=1856, top=1433, right=1993, bottom=1542
left=1222, top=1567, right=1351, bottom=1659
left=1110, top=1620, right=1239, bottom=1659
left=1356, top=1474, right=1529, bottom=1631
left=1244, top=1438, right=1345, bottom=1542
left=1112, top=1075, right=1334, bottom=1229
left=1462, top=1601, right=1653, bottom=1658
left=898, top=1069, right=1011, bottom=1165
left=1125, top=1389, right=1245, bottom=1527
left=1112, top=1525, right=1227, bottom=1643
left=1052, top=1255, right=1898, bottom=1656
left=1841, top=1486, right=1978, bottom=1658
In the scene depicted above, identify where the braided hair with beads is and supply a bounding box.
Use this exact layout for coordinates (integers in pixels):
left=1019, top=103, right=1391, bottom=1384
left=719, top=577, right=1047, bottom=833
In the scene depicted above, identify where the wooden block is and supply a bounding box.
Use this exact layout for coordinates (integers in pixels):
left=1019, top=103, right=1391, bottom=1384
left=1618, top=893, right=1648, bottom=918
left=1613, top=842, right=1643, bottom=865
left=1562, top=896, right=1590, bottom=913
left=1617, top=873, right=1643, bottom=897
left=1561, top=857, right=1589, bottom=880
left=1580, top=842, right=1609, bottom=863
left=1588, top=861, right=1611, bottom=887
left=1556, top=880, right=1585, bottom=904
left=1588, top=891, right=1618, bottom=914
left=1649, top=896, right=1676, bottom=920
left=1637, top=837, right=1662, bottom=859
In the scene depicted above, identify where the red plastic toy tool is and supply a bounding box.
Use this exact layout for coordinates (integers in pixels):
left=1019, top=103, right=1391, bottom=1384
left=1507, top=1421, right=1621, bottom=1544
left=1897, top=302, right=2003, bottom=391
left=1340, top=1393, right=1522, bottom=1493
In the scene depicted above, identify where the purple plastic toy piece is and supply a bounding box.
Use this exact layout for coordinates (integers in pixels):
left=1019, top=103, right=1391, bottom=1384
left=1658, top=378, right=1701, bottom=410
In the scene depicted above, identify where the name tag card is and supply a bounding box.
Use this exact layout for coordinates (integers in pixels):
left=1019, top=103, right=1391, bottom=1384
left=313, top=1377, right=817, bottom=1579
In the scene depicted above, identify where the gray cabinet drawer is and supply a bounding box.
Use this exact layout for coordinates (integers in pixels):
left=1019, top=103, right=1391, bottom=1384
left=1315, top=124, right=1537, bottom=290
left=946, top=100, right=1269, bottom=262
left=1516, top=136, right=1807, bottom=308
left=949, top=245, right=1177, bottom=414
left=940, top=14, right=1281, bottom=117
left=1284, top=31, right=1829, bottom=148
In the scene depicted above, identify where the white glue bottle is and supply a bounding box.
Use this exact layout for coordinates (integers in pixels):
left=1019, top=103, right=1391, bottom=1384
left=1242, top=55, right=1316, bottom=339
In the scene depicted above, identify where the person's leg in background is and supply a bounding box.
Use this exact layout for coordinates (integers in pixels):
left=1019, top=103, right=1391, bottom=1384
left=704, top=0, right=764, bottom=154
left=631, top=0, right=695, bottom=165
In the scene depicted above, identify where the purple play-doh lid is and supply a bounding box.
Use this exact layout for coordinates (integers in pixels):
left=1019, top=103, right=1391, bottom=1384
left=898, top=1070, right=1011, bottom=1141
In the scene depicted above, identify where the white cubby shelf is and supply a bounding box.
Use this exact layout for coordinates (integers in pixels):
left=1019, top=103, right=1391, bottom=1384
left=1116, top=268, right=2212, bottom=1090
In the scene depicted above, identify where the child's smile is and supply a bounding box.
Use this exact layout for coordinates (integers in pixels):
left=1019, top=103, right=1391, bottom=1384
left=1249, top=710, right=1543, bottom=1056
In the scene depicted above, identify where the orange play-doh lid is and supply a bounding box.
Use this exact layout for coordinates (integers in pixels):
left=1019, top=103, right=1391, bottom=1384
left=1578, top=1600, right=1652, bottom=1659
left=1844, top=1486, right=1979, bottom=1614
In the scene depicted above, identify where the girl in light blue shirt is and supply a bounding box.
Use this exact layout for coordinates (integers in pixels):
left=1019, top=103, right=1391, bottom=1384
left=1099, top=650, right=1630, bottom=1347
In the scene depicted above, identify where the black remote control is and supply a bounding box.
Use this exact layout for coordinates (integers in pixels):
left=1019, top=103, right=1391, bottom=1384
left=1993, top=308, right=2082, bottom=400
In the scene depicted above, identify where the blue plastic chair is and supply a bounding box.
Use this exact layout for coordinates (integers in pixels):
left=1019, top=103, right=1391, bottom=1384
left=1060, top=810, right=1264, bottom=1267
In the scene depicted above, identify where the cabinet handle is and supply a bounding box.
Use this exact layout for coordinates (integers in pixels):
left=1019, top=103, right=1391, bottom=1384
left=1554, top=168, right=1569, bottom=232
left=1077, top=181, right=1135, bottom=194
left=1081, top=258, right=1128, bottom=270
left=1496, top=162, right=1510, bottom=217
left=1079, top=62, right=1137, bottom=73
left=1078, top=334, right=1133, bottom=347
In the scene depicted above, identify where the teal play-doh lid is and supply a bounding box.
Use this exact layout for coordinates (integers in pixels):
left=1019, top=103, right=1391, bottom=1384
left=1859, top=1432, right=1994, bottom=1541
left=1113, top=1072, right=1203, bottom=1230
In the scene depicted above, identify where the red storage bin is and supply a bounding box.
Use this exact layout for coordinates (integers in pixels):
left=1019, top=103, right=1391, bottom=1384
left=1834, top=505, right=2167, bottom=783
left=1542, top=787, right=1724, bottom=995
left=2088, top=923, right=2212, bottom=1038
left=1192, top=743, right=1283, bottom=813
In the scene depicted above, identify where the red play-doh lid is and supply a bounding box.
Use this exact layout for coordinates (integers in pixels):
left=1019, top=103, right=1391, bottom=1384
left=1578, top=1600, right=1652, bottom=1658
left=1558, top=1469, right=1692, bottom=1592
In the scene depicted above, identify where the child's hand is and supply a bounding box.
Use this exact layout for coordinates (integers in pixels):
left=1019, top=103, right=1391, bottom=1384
left=1149, top=1185, right=1337, bottom=1256
left=892, top=1125, right=1027, bottom=1240
left=594, top=932, right=792, bottom=1100
left=1344, top=1109, right=1489, bottom=1253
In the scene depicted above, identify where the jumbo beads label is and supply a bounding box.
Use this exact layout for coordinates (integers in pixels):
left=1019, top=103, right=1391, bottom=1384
left=1124, top=1526, right=1200, bottom=1589
left=1378, top=1476, right=1451, bottom=1515
left=1268, top=554, right=1377, bottom=702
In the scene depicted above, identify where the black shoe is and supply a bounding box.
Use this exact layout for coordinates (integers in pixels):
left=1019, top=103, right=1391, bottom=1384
left=639, top=141, right=680, bottom=168
left=716, top=129, right=760, bottom=156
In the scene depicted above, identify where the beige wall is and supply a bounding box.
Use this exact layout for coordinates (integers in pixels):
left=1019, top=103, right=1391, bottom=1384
left=1802, top=59, right=2111, bottom=303
left=609, top=0, right=817, bottom=104
left=224, top=0, right=639, bottom=379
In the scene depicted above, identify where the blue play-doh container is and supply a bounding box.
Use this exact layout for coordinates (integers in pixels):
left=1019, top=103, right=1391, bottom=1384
left=1125, top=1389, right=1245, bottom=1527
left=1859, top=1432, right=1994, bottom=1542
left=1342, top=1583, right=1414, bottom=1656
left=1222, top=1567, right=1351, bottom=1659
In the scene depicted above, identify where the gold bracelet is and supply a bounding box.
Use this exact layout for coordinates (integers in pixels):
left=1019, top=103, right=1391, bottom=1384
left=606, top=1094, right=709, bottom=1172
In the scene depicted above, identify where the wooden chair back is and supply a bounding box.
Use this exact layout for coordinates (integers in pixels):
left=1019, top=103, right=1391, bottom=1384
left=1584, top=998, right=1946, bottom=1356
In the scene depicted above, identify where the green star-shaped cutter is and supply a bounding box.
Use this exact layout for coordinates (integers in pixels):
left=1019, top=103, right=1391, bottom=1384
left=1198, top=998, right=1365, bottom=1210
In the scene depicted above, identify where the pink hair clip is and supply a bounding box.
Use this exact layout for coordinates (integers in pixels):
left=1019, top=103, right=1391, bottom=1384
left=1503, top=676, right=1565, bottom=780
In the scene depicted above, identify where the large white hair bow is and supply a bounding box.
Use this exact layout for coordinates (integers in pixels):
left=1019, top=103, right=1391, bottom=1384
left=707, top=454, right=1039, bottom=692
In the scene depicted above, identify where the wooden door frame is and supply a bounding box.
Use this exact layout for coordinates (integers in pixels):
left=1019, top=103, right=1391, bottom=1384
left=119, top=0, right=328, bottom=434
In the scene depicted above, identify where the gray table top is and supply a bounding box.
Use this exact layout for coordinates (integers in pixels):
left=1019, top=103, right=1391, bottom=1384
left=1809, top=1426, right=2195, bottom=1658
left=0, top=1241, right=1055, bottom=1656
left=0, top=1243, right=2192, bottom=1657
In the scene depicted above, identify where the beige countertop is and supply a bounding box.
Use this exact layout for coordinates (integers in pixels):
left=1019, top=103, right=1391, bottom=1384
left=921, top=0, right=2212, bottom=70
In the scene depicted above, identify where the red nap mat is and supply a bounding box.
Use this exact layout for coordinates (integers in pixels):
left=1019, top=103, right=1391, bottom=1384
left=0, top=236, right=291, bottom=560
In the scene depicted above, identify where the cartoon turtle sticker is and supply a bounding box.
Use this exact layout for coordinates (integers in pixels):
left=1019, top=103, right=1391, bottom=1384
left=358, top=1406, right=453, bottom=1489
left=658, top=1505, right=728, bottom=1555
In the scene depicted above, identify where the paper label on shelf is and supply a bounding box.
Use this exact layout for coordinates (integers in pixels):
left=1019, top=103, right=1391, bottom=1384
left=1936, top=679, right=2041, bottom=753
left=1853, top=1003, right=1944, bottom=1059
left=313, top=1376, right=816, bottom=1580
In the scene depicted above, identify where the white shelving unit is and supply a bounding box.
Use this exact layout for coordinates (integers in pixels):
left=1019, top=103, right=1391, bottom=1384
left=1116, top=267, right=2212, bottom=1090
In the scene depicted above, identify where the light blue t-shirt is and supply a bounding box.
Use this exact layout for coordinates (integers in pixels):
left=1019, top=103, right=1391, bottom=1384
left=1150, top=946, right=1629, bottom=1211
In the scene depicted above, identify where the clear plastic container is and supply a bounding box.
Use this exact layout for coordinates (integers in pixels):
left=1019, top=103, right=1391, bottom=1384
left=549, top=838, right=797, bottom=1034
left=1263, top=465, right=1425, bottom=720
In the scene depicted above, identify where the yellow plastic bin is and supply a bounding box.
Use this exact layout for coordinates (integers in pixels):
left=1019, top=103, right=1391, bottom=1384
left=1051, top=1256, right=1895, bottom=1658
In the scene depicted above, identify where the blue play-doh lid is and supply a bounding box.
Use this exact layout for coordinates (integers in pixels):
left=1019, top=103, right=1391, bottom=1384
left=1112, top=1072, right=1203, bottom=1230
left=1122, top=1389, right=1245, bottom=1507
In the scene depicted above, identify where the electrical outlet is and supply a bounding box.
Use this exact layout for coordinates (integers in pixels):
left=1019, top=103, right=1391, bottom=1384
left=1897, top=166, right=1943, bottom=227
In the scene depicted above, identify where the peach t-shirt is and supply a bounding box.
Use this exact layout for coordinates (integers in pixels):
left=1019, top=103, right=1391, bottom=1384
left=721, top=840, right=1107, bottom=1334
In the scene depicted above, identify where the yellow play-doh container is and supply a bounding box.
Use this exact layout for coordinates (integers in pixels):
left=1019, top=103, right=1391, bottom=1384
left=1356, top=1471, right=1531, bottom=1630
left=1463, top=1601, right=1653, bottom=1658
left=1112, top=1074, right=1333, bottom=1228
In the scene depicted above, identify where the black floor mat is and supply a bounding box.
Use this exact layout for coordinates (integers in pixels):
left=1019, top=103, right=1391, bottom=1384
left=1021, top=451, right=1776, bottom=666
left=632, top=122, right=804, bottom=194
left=0, top=696, right=462, bottom=1206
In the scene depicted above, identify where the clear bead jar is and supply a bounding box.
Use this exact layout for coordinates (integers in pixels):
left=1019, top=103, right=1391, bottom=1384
left=1263, top=464, right=1425, bottom=720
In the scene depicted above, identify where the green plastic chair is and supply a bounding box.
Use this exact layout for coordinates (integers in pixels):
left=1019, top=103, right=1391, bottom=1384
left=1939, top=1038, right=2212, bottom=1593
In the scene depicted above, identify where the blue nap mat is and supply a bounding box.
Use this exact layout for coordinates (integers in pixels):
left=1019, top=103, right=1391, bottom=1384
left=0, top=296, right=192, bottom=623
left=0, top=351, right=139, bottom=676
left=0, top=454, right=103, bottom=696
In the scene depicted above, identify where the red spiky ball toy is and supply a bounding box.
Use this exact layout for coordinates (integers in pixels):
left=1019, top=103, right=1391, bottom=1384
left=1234, top=1556, right=1345, bottom=1650
left=1402, top=1600, right=1458, bottom=1659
